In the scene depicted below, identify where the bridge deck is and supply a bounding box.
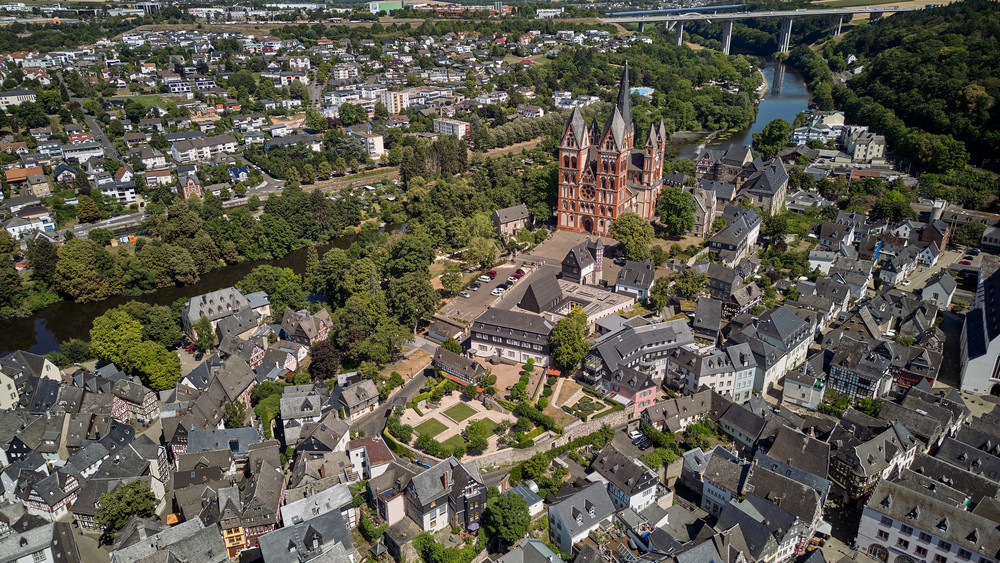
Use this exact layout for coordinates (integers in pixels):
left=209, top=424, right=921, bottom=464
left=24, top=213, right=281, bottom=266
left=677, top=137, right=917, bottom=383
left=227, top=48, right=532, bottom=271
left=604, top=5, right=919, bottom=23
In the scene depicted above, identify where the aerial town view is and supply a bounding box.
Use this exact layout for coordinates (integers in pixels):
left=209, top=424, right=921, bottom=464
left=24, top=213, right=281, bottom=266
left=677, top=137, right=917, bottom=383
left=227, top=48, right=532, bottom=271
left=0, top=0, right=998, bottom=561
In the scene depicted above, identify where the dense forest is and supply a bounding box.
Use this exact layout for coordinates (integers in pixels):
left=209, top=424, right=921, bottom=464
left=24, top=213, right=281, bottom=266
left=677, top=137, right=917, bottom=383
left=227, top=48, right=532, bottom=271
left=830, top=0, right=1000, bottom=171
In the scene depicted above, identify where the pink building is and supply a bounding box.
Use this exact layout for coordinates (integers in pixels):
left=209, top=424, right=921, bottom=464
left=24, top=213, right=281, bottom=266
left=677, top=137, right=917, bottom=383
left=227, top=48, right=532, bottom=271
left=602, top=367, right=657, bottom=415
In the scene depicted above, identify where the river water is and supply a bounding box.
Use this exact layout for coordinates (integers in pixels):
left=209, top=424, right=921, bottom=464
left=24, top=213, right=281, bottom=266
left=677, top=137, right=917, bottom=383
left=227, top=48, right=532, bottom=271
left=670, top=58, right=811, bottom=159
left=3, top=60, right=809, bottom=356
left=0, top=232, right=375, bottom=355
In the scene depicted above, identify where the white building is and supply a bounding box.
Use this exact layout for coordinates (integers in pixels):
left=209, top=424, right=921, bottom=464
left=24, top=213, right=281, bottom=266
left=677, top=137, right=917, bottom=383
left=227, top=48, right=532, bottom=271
left=433, top=118, right=470, bottom=140
left=0, top=88, right=35, bottom=110
left=379, top=90, right=410, bottom=114
left=350, top=130, right=385, bottom=158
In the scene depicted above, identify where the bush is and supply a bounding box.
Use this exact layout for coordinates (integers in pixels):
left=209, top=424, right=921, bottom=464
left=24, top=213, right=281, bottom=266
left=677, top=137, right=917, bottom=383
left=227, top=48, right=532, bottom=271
left=537, top=397, right=549, bottom=409
left=515, top=402, right=560, bottom=433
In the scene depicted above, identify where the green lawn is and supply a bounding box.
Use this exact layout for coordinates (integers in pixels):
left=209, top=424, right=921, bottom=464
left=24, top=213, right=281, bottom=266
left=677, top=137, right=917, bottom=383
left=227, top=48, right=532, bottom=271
left=415, top=418, right=448, bottom=438
left=441, top=434, right=468, bottom=452
left=444, top=402, right=477, bottom=423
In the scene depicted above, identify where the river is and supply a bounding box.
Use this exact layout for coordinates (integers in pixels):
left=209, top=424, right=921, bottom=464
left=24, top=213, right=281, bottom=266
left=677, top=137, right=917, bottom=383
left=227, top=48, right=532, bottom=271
left=670, top=58, right=811, bottom=159
left=0, top=227, right=401, bottom=355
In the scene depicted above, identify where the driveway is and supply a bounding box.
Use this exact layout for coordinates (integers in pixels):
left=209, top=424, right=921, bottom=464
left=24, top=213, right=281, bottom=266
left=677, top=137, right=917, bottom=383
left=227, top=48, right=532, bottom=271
left=352, top=369, right=427, bottom=438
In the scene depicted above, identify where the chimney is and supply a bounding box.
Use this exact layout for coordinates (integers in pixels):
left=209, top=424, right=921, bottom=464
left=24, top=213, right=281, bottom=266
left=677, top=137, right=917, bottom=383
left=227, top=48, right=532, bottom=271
left=442, top=471, right=449, bottom=489
left=319, top=464, right=326, bottom=479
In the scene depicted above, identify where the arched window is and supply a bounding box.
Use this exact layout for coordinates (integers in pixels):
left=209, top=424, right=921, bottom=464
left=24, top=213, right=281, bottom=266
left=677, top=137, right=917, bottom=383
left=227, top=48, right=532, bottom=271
left=571, top=157, right=577, bottom=168
left=563, top=156, right=569, bottom=167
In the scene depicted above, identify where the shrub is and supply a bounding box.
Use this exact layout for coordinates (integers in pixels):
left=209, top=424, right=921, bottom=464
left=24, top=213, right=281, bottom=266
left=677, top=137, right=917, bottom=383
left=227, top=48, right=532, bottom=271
left=537, top=397, right=549, bottom=409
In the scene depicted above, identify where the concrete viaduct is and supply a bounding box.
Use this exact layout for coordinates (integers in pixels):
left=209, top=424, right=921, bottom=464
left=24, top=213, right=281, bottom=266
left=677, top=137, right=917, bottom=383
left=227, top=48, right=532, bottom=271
left=603, top=5, right=921, bottom=54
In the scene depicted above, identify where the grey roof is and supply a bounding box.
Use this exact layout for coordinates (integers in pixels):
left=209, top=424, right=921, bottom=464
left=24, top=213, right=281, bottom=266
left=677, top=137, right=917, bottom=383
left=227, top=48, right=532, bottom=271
left=743, top=465, right=820, bottom=524
left=909, top=452, right=1000, bottom=506
left=507, top=483, right=543, bottom=508
left=548, top=482, right=615, bottom=541
left=259, top=509, right=354, bottom=563
left=757, top=306, right=809, bottom=349
left=187, top=427, right=262, bottom=455
left=0, top=521, right=79, bottom=563
left=702, top=450, right=747, bottom=493
left=764, top=425, right=830, bottom=479
left=432, top=347, right=484, bottom=383
left=719, top=402, right=766, bottom=441
left=183, top=286, right=250, bottom=323
left=472, top=308, right=553, bottom=340
left=591, top=318, right=695, bottom=373
left=409, top=455, right=484, bottom=504
left=615, top=260, right=655, bottom=291
left=867, top=479, right=1000, bottom=559
left=497, top=539, right=560, bottom=563
left=339, top=379, right=378, bottom=409
left=564, top=107, right=586, bottom=149
left=518, top=274, right=564, bottom=314
left=280, top=390, right=324, bottom=420
left=493, top=203, right=531, bottom=224
left=742, top=158, right=788, bottom=197
left=280, top=482, right=352, bottom=526
left=590, top=443, right=658, bottom=497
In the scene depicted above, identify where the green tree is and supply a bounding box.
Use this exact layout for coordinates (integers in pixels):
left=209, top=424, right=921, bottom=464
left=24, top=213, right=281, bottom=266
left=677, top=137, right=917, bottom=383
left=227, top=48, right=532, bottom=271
left=465, top=236, right=497, bottom=269
left=0, top=230, right=14, bottom=254
left=656, top=186, right=696, bottom=236
left=90, top=309, right=143, bottom=370
left=953, top=221, right=986, bottom=247
left=483, top=492, right=531, bottom=549
left=672, top=269, right=709, bottom=299
left=440, top=271, right=464, bottom=294
left=609, top=212, right=654, bottom=262
left=549, top=305, right=589, bottom=373
left=441, top=337, right=462, bottom=355
left=305, top=108, right=327, bottom=131
left=193, top=316, right=215, bottom=351
left=77, top=195, right=101, bottom=223
left=0, top=260, right=21, bottom=308
left=762, top=214, right=788, bottom=241
left=373, top=101, right=390, bottom=120
left=225, top=400, right=248, bottom=428
left=752, top=118, right=792, bottom=160
left=338, top=102, right=366, bottom=126
left=55, top=239, right=118, bottom=302
left=95, top=480, right=157, bottom=544
left=288, top=80, right=308, bottom=100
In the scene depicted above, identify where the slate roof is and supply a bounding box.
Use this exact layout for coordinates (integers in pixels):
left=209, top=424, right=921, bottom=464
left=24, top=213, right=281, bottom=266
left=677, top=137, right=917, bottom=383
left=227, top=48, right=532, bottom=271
left=548, top=482, right=615, bottom=541
left=259, top=509, right=353, bottom=563
left=615, top=260, right=655, bottom=290
left=409, top=455, right=483, bottom=505
left=472, top=308, right=553, bottom=341
left=719, top=402, right=766, bottom=442
left=339, top=379, right=378, bottom=410
left=187, top=427, right=262, bottom=455
left=517, top=274, right=564, bottom=314
left=764, top=425, right=830, bottom=479
left=492, top=203, right=531, bottom=224
left=868, top=479, right=1000, bottom=560
left=590, top=443, right=658, bottom=497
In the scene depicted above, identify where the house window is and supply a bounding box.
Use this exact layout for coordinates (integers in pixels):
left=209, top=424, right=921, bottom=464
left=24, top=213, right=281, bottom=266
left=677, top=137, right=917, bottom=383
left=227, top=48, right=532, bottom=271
left=935, top=556, right=948, bottom=563
left=919, top=532, right=932, bottom=543
left=901, top=525, right=913, bottom=535
left=881, top=516, right=894, bottom=527
left=897, top=539, right=909, bottom=549
left=917, top=547, right=928, bottom=557
left=959, top=550, right=972, bottom=560
left=940, top=541, right=952, bottom=551
left=877, top=530, right=890, bottom=541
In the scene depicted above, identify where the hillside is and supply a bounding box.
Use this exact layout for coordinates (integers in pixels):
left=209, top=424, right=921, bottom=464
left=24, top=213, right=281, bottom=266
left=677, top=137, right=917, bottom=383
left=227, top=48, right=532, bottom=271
left=832, top=0, right=1000, bottom=170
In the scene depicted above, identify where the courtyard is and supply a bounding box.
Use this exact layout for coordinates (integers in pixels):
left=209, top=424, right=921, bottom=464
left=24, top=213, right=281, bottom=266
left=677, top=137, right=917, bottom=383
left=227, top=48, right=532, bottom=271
left=401, top=391, right=519, bottom=454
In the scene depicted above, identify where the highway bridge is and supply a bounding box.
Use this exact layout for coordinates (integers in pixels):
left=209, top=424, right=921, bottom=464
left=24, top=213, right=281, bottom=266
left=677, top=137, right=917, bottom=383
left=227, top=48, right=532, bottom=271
left=604, top=5, right=921, bottom=53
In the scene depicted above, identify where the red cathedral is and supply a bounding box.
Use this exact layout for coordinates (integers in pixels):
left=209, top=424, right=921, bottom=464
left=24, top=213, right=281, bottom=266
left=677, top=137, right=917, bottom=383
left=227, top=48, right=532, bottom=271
left=557, top=62, right=667, bottom=236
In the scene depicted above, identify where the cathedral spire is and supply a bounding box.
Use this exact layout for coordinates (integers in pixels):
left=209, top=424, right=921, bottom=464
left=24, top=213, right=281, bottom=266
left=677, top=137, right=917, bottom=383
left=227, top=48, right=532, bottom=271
left=615, top=61, right=632, bottom=127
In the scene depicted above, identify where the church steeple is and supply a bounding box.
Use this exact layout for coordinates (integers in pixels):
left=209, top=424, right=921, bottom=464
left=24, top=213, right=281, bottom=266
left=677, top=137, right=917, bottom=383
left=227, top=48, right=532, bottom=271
left=615, top=61, right=632, bottom=127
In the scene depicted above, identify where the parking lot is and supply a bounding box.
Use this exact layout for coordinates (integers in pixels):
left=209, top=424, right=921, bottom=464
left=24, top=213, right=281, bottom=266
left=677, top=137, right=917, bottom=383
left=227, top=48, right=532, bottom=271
left=437, top=263, right=522, bottom=325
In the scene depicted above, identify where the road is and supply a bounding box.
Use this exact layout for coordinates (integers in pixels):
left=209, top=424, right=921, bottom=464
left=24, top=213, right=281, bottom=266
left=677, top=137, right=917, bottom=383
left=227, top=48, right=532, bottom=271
left=352, top=369, right=428, bottom=439
left=84, top=113, right=120, bottom=160
left=71, top=212, right=146, bottom=238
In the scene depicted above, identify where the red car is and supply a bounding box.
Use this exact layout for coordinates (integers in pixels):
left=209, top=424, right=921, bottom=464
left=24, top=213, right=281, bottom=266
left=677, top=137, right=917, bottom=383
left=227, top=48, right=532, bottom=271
left=960, top=260, right=972, bottom=265
left=513, top=272, right=524, bottom=279
left=184, top=344, right=196, bottom=352
left=486, top=270, right=497, bottom=278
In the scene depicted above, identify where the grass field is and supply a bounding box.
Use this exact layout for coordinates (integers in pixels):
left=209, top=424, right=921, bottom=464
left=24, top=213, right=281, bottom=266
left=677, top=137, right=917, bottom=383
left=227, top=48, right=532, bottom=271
left=441, top=434, right=467, bottom=452
left=415, top=419, right=448, bottom=438
left=444, top=403, right=477, bottom=423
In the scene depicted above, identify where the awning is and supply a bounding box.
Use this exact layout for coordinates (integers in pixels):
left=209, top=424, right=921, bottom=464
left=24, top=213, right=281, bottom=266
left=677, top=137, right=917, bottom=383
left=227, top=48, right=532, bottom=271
left=816, top=521, right=832, bottom=536
left=468, top=523, right=480, bottom=531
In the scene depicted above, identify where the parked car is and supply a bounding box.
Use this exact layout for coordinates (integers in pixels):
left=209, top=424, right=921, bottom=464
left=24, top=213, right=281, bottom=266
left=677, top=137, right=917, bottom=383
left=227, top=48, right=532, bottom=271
left=632, top=436, right=645, bottom=446
left=970, top=248, right=981, bottom=255
left=614, top=257, right=626, bottom=266
left=498, top=282, right=510, bottom=290
left=516, top=268, right=526, bottom=275
left=491, top=288, right=505, bottom=296
left=513, top=272, right=524, bottom=279
left=478, top=275, right=492, bottom=282
left=194, top=352, right=203, bottom=361
left=468, top=282, right=480, bottom=291
left=628, top=430, right=643, bottom=440
left=508, top=275, right=518, bottom=283
left=486, top=270, right=498, bottom=279
left=960, top=260, right=972, bottom=265
left=901, top=280, right=912, bottom=287
left=460, top=291, right=471, bottom=298
left=637, top=440, right=652, bottom=451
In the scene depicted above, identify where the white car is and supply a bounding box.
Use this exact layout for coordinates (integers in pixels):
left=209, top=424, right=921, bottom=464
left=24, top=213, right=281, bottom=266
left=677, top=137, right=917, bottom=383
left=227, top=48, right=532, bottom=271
left=478, top=275, right=492, bottom=282
left=628, top=430, right=643, bottom=441
left=901, top=280, right=912, bottom=287
left=491, top=288, right=505, bottom=296
left=459, top=291, right=471, bottom=298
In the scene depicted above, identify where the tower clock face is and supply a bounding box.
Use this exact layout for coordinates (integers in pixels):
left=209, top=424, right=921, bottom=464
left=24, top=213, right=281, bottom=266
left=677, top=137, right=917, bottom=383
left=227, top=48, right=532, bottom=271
left=581, top=186, right=596, bottom=200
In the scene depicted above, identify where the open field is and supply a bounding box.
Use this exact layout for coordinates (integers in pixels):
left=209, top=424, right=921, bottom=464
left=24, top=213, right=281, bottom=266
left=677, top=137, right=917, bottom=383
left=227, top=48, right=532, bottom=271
left=414, top=418, right=448, bottom=438
left=443, top=402, right=477, bottom=423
